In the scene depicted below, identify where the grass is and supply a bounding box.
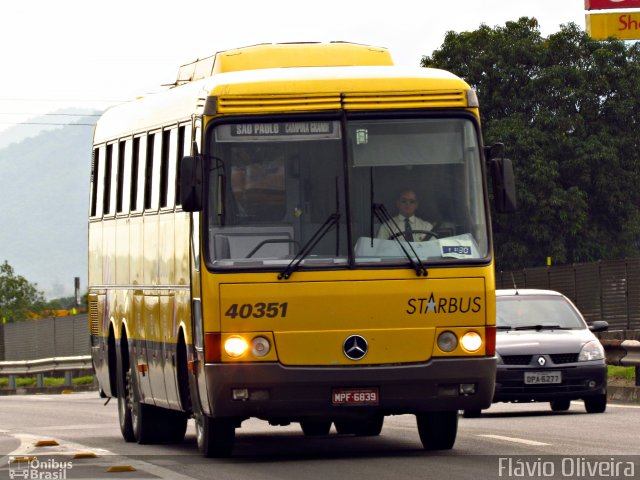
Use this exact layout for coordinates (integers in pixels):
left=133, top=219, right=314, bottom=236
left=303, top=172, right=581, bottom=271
left=608, top=365, right=636, bottom=381
left=0, top=375, right=94, bottom=388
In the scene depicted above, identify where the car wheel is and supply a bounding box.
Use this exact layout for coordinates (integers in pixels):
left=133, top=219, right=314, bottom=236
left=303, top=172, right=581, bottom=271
left=550, top=399, right=571, bottom=412
left=584, top=394, right=607, bottom=414
left=462, top=409, right=482, bottom=418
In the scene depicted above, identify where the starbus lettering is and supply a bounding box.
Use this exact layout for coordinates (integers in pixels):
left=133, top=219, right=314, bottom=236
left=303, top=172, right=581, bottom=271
left=406, top=293, right=482, bottom=315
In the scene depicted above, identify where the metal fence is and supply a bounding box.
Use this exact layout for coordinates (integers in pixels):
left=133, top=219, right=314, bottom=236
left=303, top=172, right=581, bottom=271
left=0, top=314, right=89, bottom=361
left=497, top=258, right=640, bottom=331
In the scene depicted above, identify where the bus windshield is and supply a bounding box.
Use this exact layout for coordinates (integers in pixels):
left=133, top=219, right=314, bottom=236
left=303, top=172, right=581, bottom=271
left=204, top=116, right=489, bottom=271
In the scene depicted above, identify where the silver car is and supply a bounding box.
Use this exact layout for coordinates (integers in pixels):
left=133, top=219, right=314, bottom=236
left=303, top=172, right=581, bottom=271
left=464, top=289, right=608, bottom=417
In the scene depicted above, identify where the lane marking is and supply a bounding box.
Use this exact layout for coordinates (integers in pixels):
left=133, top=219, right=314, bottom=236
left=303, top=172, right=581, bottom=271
left=591, top=402, right=640, bottom=410
left=477, top=434, right=551, bottom=446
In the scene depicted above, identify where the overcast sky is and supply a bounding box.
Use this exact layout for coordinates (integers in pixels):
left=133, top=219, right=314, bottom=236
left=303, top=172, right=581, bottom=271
left=0, top=0, right=590, bottom=132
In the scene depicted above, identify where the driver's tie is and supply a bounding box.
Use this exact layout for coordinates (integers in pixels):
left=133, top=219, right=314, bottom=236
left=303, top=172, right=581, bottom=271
left=404, top=217, right=414, bottom=241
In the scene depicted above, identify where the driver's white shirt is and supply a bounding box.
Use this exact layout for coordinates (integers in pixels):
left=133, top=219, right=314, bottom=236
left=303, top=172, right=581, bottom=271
left=376, top=215, right=434, bottom=241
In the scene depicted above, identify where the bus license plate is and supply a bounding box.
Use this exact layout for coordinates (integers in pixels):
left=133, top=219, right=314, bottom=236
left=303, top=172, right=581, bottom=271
left=524, top=371, right=562, bottom=384
left=332, top=388, right=379, bottom=406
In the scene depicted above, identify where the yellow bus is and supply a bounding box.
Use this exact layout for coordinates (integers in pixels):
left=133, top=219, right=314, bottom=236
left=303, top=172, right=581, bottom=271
left=89, top=42, right=516, bottom=457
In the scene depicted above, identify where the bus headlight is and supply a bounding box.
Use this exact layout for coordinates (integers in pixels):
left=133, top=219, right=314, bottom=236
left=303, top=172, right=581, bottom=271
left=437, top=331, right=458, bottom=352
left=461, top=331, right=482, bottom=352
left=224, top=336, right=249, bottom=358
left=251, top=336, right=271, bottom=357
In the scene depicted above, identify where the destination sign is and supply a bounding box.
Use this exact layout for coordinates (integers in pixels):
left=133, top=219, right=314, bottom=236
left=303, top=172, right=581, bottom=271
left=230, top=121, right=334, bottom=137
left=216, top=121, right=341, bottom=142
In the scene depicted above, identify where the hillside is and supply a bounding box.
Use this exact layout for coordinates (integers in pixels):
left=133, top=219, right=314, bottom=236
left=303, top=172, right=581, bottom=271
left=0, top=117, right=96, bottom=298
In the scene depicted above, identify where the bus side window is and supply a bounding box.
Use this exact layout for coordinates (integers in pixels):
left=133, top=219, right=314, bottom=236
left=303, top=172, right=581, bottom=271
left=90, top=146, right=102, bottom=217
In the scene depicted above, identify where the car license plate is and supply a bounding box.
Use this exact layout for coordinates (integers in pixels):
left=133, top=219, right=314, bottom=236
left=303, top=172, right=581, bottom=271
left=332, top=388, right=379, bottom=406
left=524, top=371, right=562, bottom=384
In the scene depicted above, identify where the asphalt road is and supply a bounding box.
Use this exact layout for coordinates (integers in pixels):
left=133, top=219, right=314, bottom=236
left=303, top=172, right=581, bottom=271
left=0, top=392, right=638, bottom=480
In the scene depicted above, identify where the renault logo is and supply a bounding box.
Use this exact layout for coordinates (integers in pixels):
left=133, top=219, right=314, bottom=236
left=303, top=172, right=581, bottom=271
left=537, top=356, right=546, bottom=366
left=343, top=335, right=368, bottom=361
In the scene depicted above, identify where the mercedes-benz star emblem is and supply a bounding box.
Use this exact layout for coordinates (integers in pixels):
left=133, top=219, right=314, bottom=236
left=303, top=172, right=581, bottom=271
left=343, top=335, right=368, bottom=361
left=537, top=356, right=546, bottom=366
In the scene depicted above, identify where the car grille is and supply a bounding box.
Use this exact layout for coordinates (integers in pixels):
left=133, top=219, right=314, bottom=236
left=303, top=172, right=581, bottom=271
left=502, top=355, right=532, bottom=365
left=501, top=353, right=579, bottom=365
left=550, top=353, right=579, bottom=364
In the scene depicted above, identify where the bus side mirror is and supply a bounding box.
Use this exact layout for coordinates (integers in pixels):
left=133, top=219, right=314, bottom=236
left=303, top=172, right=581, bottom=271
left=486, top=143, right=517, bottom=213
left=180, top=155, right=203, bottom=212
left=490, top=157, right=517, bottom=213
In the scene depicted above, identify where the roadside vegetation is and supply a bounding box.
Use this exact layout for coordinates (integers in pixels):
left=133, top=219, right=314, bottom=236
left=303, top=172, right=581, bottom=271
left=0, top=375, right=94, bottom=388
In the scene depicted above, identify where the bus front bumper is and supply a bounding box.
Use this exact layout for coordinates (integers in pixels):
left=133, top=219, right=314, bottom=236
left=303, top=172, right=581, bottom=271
left=202, top=357, right=496, bottom=420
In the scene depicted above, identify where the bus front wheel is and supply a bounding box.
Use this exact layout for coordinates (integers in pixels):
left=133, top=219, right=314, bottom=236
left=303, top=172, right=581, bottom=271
left=416, top=411, right=458, bottom=450
left=195, top=413, right=235, bottom=457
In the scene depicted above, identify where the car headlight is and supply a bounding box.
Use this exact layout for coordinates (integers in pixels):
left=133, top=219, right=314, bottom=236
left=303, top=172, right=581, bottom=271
left=578, top=340, right=604, bottom=361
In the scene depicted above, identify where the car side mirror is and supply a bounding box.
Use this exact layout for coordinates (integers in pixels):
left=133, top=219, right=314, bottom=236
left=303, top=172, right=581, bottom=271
left=589, top=320, right=609, bottom=333
left=180, top=155, right=203, bottom=212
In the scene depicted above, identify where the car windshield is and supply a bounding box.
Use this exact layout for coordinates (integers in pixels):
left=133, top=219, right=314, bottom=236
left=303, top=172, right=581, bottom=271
left=496, top=295, right=586, bottom=330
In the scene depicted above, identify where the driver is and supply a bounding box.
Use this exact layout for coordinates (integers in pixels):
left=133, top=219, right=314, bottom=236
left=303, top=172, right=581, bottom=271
left=376, top=189, right=434, bottom=241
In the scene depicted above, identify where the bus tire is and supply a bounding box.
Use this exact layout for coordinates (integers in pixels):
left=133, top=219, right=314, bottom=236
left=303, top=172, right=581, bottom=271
left=157, top=409, right=188, bottom=443
left=300, top=420, right=332, bottom=436
left=195, top=414, right=235, bottom=457
left=116, top=345, right=135, bottom=442
left=416, top=411, right=458, bottom=450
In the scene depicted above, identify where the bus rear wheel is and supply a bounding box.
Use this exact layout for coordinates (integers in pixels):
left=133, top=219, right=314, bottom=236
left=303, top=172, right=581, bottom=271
left=116, top=360, right=135, bottom=442
left=195, top=414, right=235, bottom=457
left=416, top=411, right=458, bottom=450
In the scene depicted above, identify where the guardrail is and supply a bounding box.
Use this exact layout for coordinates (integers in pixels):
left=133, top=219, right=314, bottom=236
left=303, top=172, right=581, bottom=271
left=600, top=340, right=640, bottom=387
left=0, top=355, right=93, bottom=389
left=0, top=342, right=638, bottom=392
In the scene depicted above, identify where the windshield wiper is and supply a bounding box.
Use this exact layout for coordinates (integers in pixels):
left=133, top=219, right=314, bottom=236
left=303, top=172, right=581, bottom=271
left=496, top=325, right=513, bottom=330
left=514, top=324, right=566, bottom=331
left=278, top=213, right=340, bottom=280
left=372, top=203, right=428, bottom=277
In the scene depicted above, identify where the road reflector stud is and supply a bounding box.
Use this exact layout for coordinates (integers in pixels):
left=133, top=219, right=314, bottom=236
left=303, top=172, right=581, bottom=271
left=107, top=465, right=137, bottom=473
left=35, top=439, right=59, bottom=447
left=73, top=452, right=98, bottom=459
left=13, top=456, right=36, bottom=462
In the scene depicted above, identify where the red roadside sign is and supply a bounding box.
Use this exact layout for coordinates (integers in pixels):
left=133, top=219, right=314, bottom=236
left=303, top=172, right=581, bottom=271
left=585, top=0, right=640, bottom=9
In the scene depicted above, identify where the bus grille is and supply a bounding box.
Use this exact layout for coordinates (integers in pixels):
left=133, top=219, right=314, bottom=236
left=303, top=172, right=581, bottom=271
left=216, top=94, right=342, bottom=113
left=89, top=298, right=100, bottom=336
left=214, top=90, right=468, bottom=113
left=342, top=90, right=467, bottom=109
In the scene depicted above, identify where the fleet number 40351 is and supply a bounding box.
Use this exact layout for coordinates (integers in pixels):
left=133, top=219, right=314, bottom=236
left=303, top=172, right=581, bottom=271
left=225, top=302, right=289, bottom=319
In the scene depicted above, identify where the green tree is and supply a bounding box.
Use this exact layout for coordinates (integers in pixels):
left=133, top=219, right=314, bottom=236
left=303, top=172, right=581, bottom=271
left=0, top=260, right=45, bottom=322
left=422, top=18, right=640, bottom=270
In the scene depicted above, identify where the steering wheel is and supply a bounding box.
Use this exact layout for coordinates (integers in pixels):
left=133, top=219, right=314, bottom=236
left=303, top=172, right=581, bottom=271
left=389, top=230, right=439, bottom=241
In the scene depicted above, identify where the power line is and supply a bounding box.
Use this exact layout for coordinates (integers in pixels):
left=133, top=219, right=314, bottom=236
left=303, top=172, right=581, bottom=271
left=0, top=121, right=96, bottom=126
left=0, top=112, right=102, bottom=117
left=0, top=98, right=126, bottom=103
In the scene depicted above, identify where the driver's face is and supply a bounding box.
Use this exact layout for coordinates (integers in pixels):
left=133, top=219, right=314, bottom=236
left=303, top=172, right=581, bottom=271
left=397, top=192, right=418, bottom=218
